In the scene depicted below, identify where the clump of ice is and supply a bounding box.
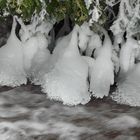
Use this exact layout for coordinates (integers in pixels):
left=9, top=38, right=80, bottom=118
left=85, top=32, right=102, bottom=57
left=16, top=16, right=52, bottom=84
left=89, top=28, right=114, bottom=98
left=0, top=16, right=27, bottom=87
left=27, top=33, right=51, bottom=84
left=41, top=25, right=91, bottom=105
left=119, top=37, right=139, bottom=73
left=111, top=36, right=140, bottom=106
left=111, top=63, right=140, bottom=106
left=78, top=22, right=92, bottom=53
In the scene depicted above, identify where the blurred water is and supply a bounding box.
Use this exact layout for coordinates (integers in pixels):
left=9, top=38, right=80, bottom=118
left=0, top=85, right=140, bottom=140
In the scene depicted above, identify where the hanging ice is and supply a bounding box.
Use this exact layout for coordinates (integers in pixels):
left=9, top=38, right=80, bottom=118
left=41, top=25, right=91, bottom=105
left=111, top=37, right=140, bottom=106
left=119, top=37, right=139, bottom=74
left=0, top=16, right=27, bottom=87
left=17, top=17, right=52, bottom=82
left=90, top=28, right=114, bottom=98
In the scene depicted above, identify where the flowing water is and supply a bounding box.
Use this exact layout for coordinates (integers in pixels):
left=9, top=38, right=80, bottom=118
left=0, top=84, right=140, bottom=140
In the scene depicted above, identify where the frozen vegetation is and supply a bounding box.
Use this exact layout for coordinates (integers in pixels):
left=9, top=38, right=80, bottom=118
left=0, top=0, right=140, bottom=107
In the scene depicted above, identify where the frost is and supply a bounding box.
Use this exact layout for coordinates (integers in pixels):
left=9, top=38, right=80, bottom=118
left=84, top=0, right=92, bottom=9
left=89, top=6, right=101, bottom=23
left=111, top=0, right=140, bottom=37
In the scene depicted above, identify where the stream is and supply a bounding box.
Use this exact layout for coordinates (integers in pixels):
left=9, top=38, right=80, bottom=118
left=0, top=84, right=140, bottom=140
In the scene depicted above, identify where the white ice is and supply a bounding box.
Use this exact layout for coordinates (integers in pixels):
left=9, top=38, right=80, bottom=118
left=41, top=25, right=91, bottom=105
left=89, top=28, right=114, bottom=98
left=0, top=16, right=27, bottom=87
left=17, top=17, right=51, bottom=84
left=119, top=37, right=139, bottom=74
left=111, top=37, right=140, bottom=106
left=85, top=32, right=102, bottom=57
left=29, top=33, right=51, bottom=84
left=111, top=63, right=140, bottom=106
left=78, top=22, right=92, bottom=53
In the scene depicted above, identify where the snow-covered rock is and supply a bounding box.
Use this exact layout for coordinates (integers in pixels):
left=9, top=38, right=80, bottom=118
left=0, top=16, right=27, bottom=87
left=41, top=25, right=91, bottom=105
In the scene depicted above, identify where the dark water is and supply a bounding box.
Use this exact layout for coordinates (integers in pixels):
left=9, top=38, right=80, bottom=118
left=0, top=84, right=140, bottom=140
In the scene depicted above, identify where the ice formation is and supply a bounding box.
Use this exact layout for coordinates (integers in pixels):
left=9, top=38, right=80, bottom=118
left=119, top=37, right=139, bottom=74
left=78, top=22, right=92, bottom=53
left=111, top=37, right=140, bottom=106
left=50, top=32, right=72, bottom=68
left=29, top=33, right=51, bottom=84
left=41, top=25, right=91, bottom=105
left=111, top=64, right=140, bottom=106
left=89, top=28, right=114, bottom=98
left=85, top=32, right=102, bottom=57
left=0, top=16, right=27, bottom=87
left=17, top=16, right=52, bottom=84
